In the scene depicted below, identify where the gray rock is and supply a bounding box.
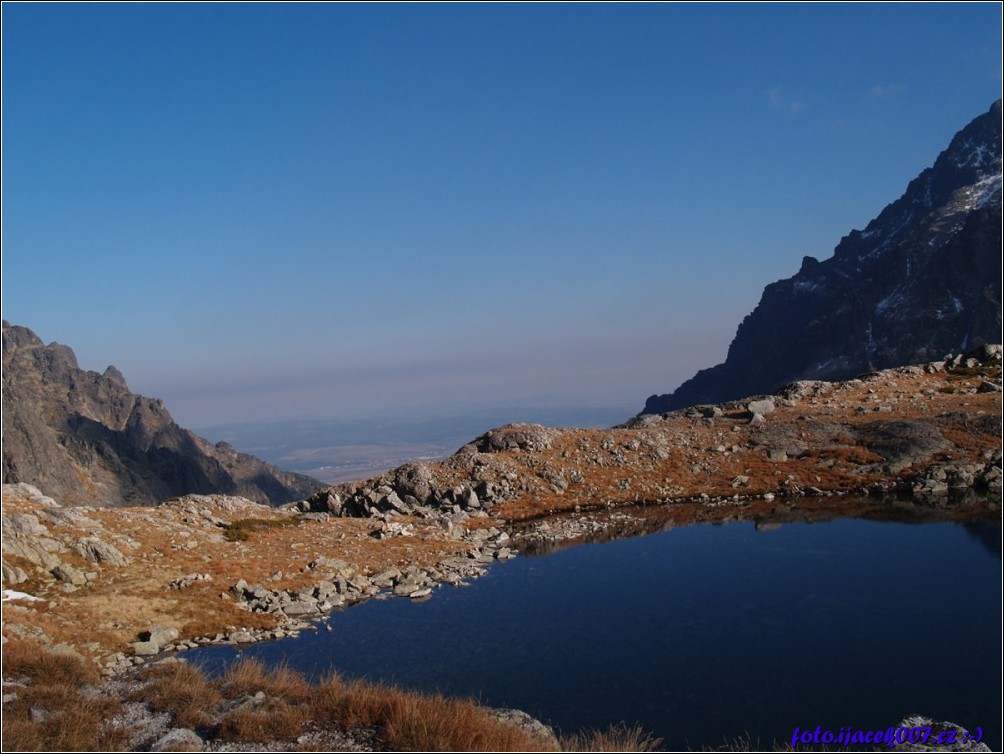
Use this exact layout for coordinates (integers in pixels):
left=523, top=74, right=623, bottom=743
left=169, top=573, right=212, bottom=589
left=370, top=568, right=401, bottom=587
left=317, top=492, right=343, bottom=515
left=298, top=511, right=330, bottom=522
left=375, top=521, right=414, bottom=538
left=475, top=423, right=560, bottom=453
left=50, top=562, right=86, bottom=586
left=74, top=537, right=128, bottom=566
left=393, top=581, right=422, bottom=596
left=383, top=491, right=411, bottom=514
left=894, top=715, right=990, bottom=752
left=29, top=706, right=50, bottom=723
left=1, top=561, right=29, bottom=584
left=130, top=640, right=161, bottom=656
left=144, top=625, right=180, bottom=646
left=282, top=601, right=319, bottom=616
left=3, top=538, right=63, bottom=569
left=488, top=707, right=559, bottom=747
left=3, top=513, right=50, bottom=538
left=776, top=380, right=831, bottom=401
left=747, top=399, right=776, bottom=416
left=151, top=728, right=206, bottom=752
left=462, top=488, right=481, bottom=510
left=2, top=483, right=61, bottom=508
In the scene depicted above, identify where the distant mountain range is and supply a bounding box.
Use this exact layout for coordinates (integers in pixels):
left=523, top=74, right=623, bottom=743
left=644, top=100, right=1003, bottom=415
left=2, top=321, right=324, bottom=506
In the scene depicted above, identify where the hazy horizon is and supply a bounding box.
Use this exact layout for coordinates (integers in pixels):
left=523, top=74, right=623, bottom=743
left=3, top=3, right=1001, bottom=427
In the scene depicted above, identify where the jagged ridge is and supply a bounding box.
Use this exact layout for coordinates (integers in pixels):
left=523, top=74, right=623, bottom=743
left=1, top=321, right=324, bottom=506
left=644, top=100, right=1003, bottom=414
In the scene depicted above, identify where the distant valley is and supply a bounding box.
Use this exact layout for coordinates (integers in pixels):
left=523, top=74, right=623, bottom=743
left=195, top=406, right=634, bottom=483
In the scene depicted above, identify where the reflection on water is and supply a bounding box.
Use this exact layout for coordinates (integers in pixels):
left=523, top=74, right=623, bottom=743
left=962, top=520, right=1003, bottom=558
left=187, top=497, right=1002, bottom=750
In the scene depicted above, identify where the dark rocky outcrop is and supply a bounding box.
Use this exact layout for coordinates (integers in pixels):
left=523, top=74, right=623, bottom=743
left=644, top=100, right=1003, bottom=414
left=2, top=322, right=324, bottom=506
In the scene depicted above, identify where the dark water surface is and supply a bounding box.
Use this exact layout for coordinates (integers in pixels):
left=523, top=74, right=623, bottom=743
left=188, top=515, right=1002, bottom=750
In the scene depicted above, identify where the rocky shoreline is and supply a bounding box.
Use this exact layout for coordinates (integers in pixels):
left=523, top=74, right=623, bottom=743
left=114, top=524, right=518, bottom=672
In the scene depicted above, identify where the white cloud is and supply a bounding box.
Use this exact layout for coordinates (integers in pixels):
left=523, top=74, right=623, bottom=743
left=768, top=86, right=807, bottom=113
left=867, top=83, right=905, bottom=100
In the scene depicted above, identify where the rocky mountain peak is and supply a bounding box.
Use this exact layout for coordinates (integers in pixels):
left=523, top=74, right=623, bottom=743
left=2, top=322, right=324, bottom=506
left=644, top=101, right=1002, bottom=415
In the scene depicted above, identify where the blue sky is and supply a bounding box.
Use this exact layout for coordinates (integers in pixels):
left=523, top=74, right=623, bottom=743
left=3, top=3, right=1001, bottom=427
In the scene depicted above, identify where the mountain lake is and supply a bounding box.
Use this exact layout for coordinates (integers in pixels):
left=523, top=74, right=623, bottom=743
left=186, top=499, right=1002, bottom=750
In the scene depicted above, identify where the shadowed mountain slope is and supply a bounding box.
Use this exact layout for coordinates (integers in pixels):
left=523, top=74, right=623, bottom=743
left=2, top=321, right=323, bottom=506
left=644, top=100, right=1003, bottom=415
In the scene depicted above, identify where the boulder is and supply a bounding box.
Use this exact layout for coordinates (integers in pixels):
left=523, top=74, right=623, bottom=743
left=747, top=399, right=776, bottom=416
left=144, top=625, right=180, bottom=646
left=2, top=561, right=29, bottom=584
left=50, top=562, right=86, bottom=586
left=282, top=601, right=319, bottom=617
left=475, top=424, right=560, bottom=453
left=130, top=640, right=161, bottom=657
left=73, top=537, right=128, bottom=566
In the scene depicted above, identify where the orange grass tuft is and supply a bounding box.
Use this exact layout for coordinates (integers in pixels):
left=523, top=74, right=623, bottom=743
left=134, top=659, right=222, bottom=729
left=1, top=639, right=127, bottom=752
left=561, top=722, right=664, bottom=752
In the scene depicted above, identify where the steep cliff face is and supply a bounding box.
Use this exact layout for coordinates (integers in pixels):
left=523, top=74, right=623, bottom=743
left=644, top=100, right=1003, bottom=415
left=2, top=322, right=324, bottom=506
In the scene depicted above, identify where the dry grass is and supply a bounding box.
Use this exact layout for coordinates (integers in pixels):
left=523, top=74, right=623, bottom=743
left=220, top=658, right=313, bottom=703
left=223, top=516, right=302, bottom=541
left=1, top=695, right=129, bottom=752
left=2, top=634, right=682, bottom=752
left=561, top=722, right=664, bottom=752
left=217, top=697, right=310, bottom=743
left=2, top=637, right=99, bottom=685
left=133, top=659, right=222, bottom=729
left=1, top=639, right=128, bottom=752
left=308, top=673, right=560, bottom=751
